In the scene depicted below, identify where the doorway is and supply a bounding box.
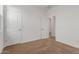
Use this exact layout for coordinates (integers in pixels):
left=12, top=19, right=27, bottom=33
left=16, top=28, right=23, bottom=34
left=49, top=16, right=56, bottom=40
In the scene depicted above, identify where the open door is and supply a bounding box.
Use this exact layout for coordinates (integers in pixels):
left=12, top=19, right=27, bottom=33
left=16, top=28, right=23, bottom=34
left=49, top=16, right=56, bottom=40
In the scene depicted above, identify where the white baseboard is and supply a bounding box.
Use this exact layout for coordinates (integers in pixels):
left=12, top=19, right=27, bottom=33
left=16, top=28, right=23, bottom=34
left=56, top=39, right=79, bottom=49
left=3, top=37, right=48, bottom=48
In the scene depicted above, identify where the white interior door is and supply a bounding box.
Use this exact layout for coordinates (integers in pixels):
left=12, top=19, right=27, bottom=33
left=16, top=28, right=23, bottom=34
left=5, top=6, right=22, bottom=46
left=49, top=16, right=55, bottom=37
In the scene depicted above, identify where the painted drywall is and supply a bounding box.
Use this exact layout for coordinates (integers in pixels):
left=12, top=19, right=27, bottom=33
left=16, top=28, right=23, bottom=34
left=5, top=5, right=49, bottom=46
left=48, top=5, right=79, bottom=48
left=19, top=6, right=49, bottom=43
left=0, top=5, right=3, bottom=53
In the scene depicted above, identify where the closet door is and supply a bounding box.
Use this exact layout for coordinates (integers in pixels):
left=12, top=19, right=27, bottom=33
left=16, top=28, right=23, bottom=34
left=6, top=6, right=22, bottom=46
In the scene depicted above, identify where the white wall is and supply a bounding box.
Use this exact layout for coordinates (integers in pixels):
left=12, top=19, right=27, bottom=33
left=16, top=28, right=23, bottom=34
left=48, top=5, right=79, bottom=48
left=0, top=5, right=3, bottom=53
left=20, top=6, right=49, bottom=42
left=4, top=5, right=79, bottom=49
left=5, top=5, right=49, bottom=46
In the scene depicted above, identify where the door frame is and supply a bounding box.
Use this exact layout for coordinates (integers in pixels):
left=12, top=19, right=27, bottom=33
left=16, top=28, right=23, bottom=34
left=49, top=16, right=56, bottom=40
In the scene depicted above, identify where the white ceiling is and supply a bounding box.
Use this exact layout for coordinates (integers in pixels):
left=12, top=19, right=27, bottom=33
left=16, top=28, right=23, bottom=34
left=10, top=5, right=57, bottom=10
